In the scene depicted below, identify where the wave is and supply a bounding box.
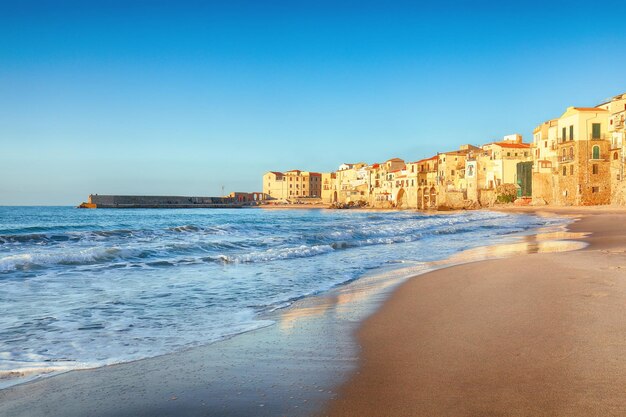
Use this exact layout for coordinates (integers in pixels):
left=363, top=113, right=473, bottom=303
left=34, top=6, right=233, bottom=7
left=0, top=212, right=537, bottom=272
left=0, top=247, right=150, bottom=272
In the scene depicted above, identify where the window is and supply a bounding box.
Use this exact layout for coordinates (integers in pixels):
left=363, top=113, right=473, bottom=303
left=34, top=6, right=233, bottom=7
left=592, top=164, right=599, bottom=174
left=570, top=165, right=574, bottom=175
left=614, top=152, right=619, bottom=160
left=562, top=166, right=567, bottom=176
left=562, top=127, right=566, bottom=142
left=592, top=186, right=599, bottom=193
left=507, top=152, right=511, bottom=157
left=592, top=145, right=600, bottom=160
left=451, top=170, right=455, bottom=176
left=592, top=123, right=601, bottom=139
left=569, top=125, right=574, bottom=141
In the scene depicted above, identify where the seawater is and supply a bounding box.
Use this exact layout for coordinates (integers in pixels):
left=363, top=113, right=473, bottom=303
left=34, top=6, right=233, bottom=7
left=0, top=207, right=566, bottom=388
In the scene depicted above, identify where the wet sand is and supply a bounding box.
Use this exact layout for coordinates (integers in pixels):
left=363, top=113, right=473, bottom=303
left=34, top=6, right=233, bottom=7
left=326, top=207, right=626, bottom=417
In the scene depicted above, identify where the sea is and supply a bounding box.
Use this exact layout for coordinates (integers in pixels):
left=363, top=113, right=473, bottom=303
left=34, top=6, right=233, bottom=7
left=0, top=206, right=567, bottom=389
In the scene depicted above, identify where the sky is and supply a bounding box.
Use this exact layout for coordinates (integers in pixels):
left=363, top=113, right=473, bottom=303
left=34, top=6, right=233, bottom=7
left=1, top=0, right=625, bottom=205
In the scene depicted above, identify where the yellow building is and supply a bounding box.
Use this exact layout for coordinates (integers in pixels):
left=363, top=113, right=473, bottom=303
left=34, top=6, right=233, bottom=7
left=370, top=158, right=406, bottom=208
left=416, top=155, right=438, bottom=209
left=597, top=93, right=626, bottom=202
left=479, top=135, right=532, bottom=189
left=556, top=107, right=610, bottom=205
left=336, top=162, right=369, bottom=204
left=532, top=106, right=610, bottom=206
left=321, top=172, right=338, bottom=204
left=262, top=170, right=322, bottom=201
left=389, top=161, right=419, bottom=208
left=531, top=120, right=560, bottom=204
left=531, top=120, right=559, bottom=174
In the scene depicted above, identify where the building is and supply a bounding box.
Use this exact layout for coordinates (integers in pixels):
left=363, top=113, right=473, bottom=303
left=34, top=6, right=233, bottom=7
left=479, top=135, right=531, bottom=190
left=436, top=144, right=480, bottom=209
left=321, top=172, right=338, bottom=204
left=531, top=120, right=560, bottom=204
left=554, top=107, right=610, bottom=205
left=597, top=93, right=626, bottom=203
left=370, top=158, right=406, bottom=208
left=416, top=155, right=438, bottom=209
left=262, top=170, right=322, bottom=201
left=335, top=162, right=369, bottom=204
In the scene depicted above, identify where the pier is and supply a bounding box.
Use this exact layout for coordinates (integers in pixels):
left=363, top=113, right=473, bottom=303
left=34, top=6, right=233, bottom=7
left=77, top=194, right=252, bottom=209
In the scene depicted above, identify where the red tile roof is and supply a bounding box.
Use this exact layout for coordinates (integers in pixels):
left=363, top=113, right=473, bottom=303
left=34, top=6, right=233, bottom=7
left=491, top=142, right=531, bottom=149
left=573, top=107, right=609, bottom=112
left=415, top=155, right=438, bottom=163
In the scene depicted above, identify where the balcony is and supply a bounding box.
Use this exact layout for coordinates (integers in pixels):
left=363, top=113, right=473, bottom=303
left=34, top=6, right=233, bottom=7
left=559, top=155, right=575, bottom=163
left=589, top=153, right=609, bottom=161
left=590, top=133, right=608, bottom=141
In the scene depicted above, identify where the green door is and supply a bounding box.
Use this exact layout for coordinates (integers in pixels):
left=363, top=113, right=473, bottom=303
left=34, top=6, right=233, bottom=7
left=516, top=162, right=533, bottom=197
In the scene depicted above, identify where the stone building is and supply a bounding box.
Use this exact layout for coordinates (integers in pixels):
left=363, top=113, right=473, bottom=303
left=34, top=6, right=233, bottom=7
left=416, top=155, right=438, bottom=209
left=479, top=135, right=531, bottom=190
left=531, top=120, right=560, bottom=204
left=436, top=144, right=480, bottom=209
left=321, top=172, right=338, bottom=204
left=370, top=158, right=406, bottom=208
left=597, top=93, right=626, bottom=203
left=554, top=107, right=611, bottom=205
left=335, top=162, right=369, bottom=204
left=262, top=170, right=322, bottom=201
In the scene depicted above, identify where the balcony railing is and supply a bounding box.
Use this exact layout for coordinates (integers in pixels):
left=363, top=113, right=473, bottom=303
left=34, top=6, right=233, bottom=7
left=557, top=133, right=609, bottom=143
left=559, top=155, right=575, bottom=162
left=590, top=133, right=608, bottom=141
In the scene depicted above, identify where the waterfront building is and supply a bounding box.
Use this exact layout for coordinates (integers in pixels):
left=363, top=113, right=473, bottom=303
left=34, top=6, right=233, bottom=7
left=388, top=161, right=419, bottom=209
left=479, top=135, right=531, bottom=189
left=321, top=172, right=338, bottom=204
left=597, top=93, right=626, bottom=203
left=416, top=155, right=438, bottom=209
left=436, top=144, right=480, bottom=208
left=336, top=162, right=369, bottom=204
left=531, top=120, right=560, bottom=204
left=262, top=170, right=322, bottom=201
left=370, top=158, right=406, bottom=208
left=554, top=107, right=610, bottom=205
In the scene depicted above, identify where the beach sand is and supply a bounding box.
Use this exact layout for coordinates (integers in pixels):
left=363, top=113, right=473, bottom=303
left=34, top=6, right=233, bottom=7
left=325, top=207, right=626, bottom=417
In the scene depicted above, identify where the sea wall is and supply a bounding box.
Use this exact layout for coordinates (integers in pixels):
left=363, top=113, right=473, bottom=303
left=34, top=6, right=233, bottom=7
left=82, top=195, right=243, bottom=208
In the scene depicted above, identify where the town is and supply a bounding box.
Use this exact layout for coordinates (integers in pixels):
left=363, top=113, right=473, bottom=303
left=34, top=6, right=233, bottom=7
left=263, top=92, right=626, bottom=209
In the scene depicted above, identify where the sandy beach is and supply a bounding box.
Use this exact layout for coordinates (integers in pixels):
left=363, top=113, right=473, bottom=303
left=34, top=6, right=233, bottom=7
left=326, top=207, right=626, bottom=417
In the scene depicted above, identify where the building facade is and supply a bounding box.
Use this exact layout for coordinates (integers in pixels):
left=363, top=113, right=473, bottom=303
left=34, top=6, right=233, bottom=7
left=262, top=170, right=322, bottom=201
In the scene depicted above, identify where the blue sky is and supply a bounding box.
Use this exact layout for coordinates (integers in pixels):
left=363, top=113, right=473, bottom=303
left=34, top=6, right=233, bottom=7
left=1, top=0, right=625, bottom=205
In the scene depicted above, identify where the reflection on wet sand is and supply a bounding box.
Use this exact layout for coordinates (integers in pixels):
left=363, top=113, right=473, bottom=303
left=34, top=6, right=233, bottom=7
left=278, top=224, right=587, bottom=332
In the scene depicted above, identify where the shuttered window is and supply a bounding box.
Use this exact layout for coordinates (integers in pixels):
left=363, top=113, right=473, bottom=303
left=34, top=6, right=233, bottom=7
left=592, top=123, right=601, bottom=139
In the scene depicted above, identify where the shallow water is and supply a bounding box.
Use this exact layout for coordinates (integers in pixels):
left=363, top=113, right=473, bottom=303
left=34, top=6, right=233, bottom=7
left=0, top=207, right=567, bottom=388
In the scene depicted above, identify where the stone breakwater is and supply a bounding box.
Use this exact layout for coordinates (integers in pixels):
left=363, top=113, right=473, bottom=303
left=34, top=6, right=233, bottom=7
left=78, top=194, right=244, bottom=208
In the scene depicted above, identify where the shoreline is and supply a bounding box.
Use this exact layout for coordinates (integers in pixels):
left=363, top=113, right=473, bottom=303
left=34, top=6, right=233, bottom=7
left=325, top=207, right=626, bottom=416
left=0, top=210, right=585, bottom=416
